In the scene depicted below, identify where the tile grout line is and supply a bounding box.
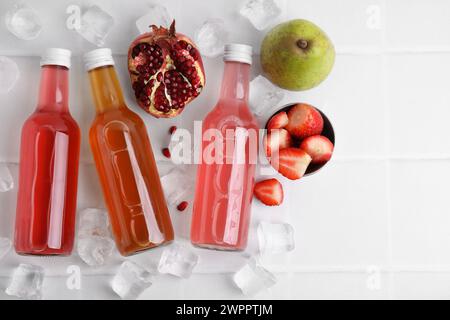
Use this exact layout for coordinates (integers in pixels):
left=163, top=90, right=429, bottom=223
left=335, top=46, right=450, bottom=55
left=4, top=265, right=450, bottom=279
left=5, top=47, right=450, bottom=58
left=286, top=167, right=294, bottom=299
left=2, top=154, right=450, bottom=168
left=381, top=0, right=394, bottom=300
left=333, top=155, right=450, bottom=161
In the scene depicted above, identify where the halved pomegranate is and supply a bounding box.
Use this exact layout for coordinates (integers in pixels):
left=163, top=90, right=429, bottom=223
left=128, top=21, right=205, bottom=118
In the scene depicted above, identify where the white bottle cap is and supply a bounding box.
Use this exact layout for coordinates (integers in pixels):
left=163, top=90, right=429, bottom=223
left=40, top=48, right=72, bottom=68
left=83, top=48, right=115, bottom=71
left=223, top=44, right=253, bottom=65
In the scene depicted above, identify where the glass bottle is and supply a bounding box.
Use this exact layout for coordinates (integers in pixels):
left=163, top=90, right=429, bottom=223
left=191, top=44, right=259, bottom=251
left=84, top=48, right=174, bottom=256
left=15, top=48, right=80, bottom=255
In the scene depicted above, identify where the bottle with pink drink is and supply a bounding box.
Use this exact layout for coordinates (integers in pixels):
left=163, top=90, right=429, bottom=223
left=15, top=48, right=80, bottom=256
left=191, top=44, right=259, bottom=251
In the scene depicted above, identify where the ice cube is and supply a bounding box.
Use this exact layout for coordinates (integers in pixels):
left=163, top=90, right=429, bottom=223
left=136, top=4, right=172, bottom=34
left=249, top=75, right=285, bottom=119
left=0, top=237, right=12, bottom=261
left=77, top=236, right=115, bottom=267
left=239, top=0, right=282, bottom=31
left=161, top=167, right=195, bottom=206
left=0, top=164, right=14, bottom=192
left=76, top=5, right=114, bottom=47
left=257, top=222, right=295, bottom=255
left=233, top=258, right=277, bottom=295
left=112, top=261, right=153, bottom=299
left=158, top=243, right=198, bottom=278
left=5, top=4, right=42, bottom=40
left=195, top=19, right=229, bottom=58
left=0, top=57, right=20, bottom=95
left=78, top=208, right=110, bottom=237
left=77, top=208, right=114, bottom=266
left=5, top=264, right=45, bottom=300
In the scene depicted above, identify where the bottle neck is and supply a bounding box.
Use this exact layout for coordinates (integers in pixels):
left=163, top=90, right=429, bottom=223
left=219, top=61, right=250, bottom=103
left=88, top=65, right=126, bottom=113
left=37, top=65, right=69, bottom=112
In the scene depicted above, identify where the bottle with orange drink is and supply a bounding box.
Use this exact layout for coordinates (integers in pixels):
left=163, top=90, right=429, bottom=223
left=84, top=48, right=174, bottom=256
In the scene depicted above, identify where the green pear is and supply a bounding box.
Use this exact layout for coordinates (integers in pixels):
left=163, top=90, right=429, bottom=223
left=261, top=19, right=335, bottom=91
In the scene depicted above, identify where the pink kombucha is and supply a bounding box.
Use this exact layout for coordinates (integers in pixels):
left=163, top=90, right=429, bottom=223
left=15, top=49, right=80, bottom=256
left=191, top=44, right=258, bottom=251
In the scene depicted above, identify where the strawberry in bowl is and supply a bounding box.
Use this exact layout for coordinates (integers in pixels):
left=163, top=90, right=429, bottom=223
left=264, top=103, right=335, bottom=179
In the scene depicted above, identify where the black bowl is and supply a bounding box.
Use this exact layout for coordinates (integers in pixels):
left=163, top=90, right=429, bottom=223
left=265, top=103, right=335, bottom=176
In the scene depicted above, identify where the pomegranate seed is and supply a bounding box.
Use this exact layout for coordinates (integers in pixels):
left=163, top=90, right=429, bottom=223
left=132, top=81, right=143, bottom=90
left=143, top=86, right=152, bottom=96
left=138, top=43, right=147, bottom=51
left=132, top=46, right=140, bottom=58
left=141, top=99, right=150, bottom=107
left=162, top=148, right=171, bottom=158
left=190, top=49, right=199, bottom=60
left=169, top=126, right=177, bottom=135
left=177, top=201, right=189, bottom=212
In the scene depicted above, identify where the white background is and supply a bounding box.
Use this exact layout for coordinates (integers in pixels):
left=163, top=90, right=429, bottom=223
left=0, top=0, right=449, bottom=300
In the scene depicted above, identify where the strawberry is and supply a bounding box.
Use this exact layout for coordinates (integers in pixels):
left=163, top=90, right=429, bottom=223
left=254, top=179, right=284, bottom=206
left=264, top=129, right=293, bottom=157
left=285, top=103, right=324, bottom=139
left=267, top=111, right=289, bottom=130
left=300, top=135, right=334, bottom=164
left=271, top=148, right=312, bottom=180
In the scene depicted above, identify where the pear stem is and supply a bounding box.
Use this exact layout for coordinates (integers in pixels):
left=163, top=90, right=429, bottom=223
left=297, top=39, right=308, bottom=50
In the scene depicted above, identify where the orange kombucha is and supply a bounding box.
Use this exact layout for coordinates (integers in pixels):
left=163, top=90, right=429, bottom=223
left=85, top=49, right=174, bottom=256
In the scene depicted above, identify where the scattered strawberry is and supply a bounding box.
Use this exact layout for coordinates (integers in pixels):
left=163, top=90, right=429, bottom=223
left=267, top=111, right=289, bottom=130
left=300, top=135, right=334, bottom=164
left=177, top=201, right=189, bottom=212
left=254, top=179, right=284, bottom=206
left=264, top=129, right=293, bottom=157
left=285, top=103, right=324, bottom=139
left=270, top=147, right=312, bottom=180
left=162, top=148, right=171, bottom=158
left=169, top=126, right=177, bottom=135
